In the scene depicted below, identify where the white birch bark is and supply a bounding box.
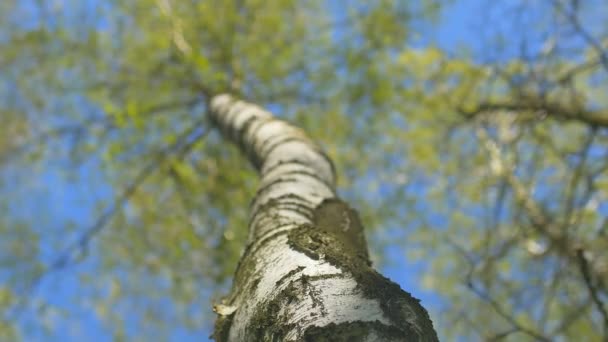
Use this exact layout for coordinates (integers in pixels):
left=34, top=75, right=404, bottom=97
left=209, top=94, right=438, bottom=341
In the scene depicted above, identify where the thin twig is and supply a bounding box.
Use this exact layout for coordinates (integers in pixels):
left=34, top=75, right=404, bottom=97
left=576, top=248, right=608, bottom=334
left=557, top=57, right=603, bottom=84
left=0, top=98, right=201, bottom=165
left=49, top=121, right=209, bottom=271
left=485, top=328, right=518, bottom=341
left=552, top=0, right=608, bottom=72
left=466, top=280, right=551, bottom=342
left=450, top=232, right=550, bottom=341
left=562, top=127, right=596, bottom=230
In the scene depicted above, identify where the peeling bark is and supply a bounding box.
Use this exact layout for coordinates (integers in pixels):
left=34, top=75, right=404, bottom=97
left=209, top=94, right=438, bottom=341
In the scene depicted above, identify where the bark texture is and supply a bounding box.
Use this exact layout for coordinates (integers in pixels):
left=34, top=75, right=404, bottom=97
left=209, top=94, right=438, bottom=341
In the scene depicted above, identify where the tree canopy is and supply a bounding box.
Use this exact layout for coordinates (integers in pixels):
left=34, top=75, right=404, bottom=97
left=1, top=0, right=607, bottom=340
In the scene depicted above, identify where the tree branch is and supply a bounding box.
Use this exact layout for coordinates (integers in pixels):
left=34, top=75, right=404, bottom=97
left=459, top=101, right=608, bottom=128
left=466, top=280, right=550, bottom=341
left=552, top=0, right=608, bottom=73
left=576, top=248, right=608, bottom=334
left=9, top=118, right=210, bottom=321
left=0, top=98, right=202, bottom=165
left=49, top=121, right=210, bottom=272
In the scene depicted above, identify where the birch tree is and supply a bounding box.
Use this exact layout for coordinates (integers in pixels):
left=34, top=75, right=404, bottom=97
left=207, top=94, right=437, bottom=340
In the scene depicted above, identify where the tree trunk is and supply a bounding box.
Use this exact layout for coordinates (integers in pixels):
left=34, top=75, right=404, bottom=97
left=209, top=94, right=438, bottom=341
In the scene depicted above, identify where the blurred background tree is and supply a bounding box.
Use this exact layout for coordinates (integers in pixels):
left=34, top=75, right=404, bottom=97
left=0, top=0, right=606, bottom=340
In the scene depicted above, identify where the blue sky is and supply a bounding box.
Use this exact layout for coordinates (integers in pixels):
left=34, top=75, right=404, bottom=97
left=6, top=0, right=602, bottom=340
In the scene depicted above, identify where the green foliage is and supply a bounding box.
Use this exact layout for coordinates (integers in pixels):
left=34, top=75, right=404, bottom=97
left=1, top=0, right=607, bottom=341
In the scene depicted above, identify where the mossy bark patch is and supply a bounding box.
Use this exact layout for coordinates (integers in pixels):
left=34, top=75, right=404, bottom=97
left=287, top=225, right=439, bottom=342
left=312, top=198, right=370, bottom=264
left=355, top=270, right=438, bottom=341
left=246, top=281, right=300, bottom=341
left=212, top=309, right=234, bottom=342
left=302, top=320, right=411, bottom=341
